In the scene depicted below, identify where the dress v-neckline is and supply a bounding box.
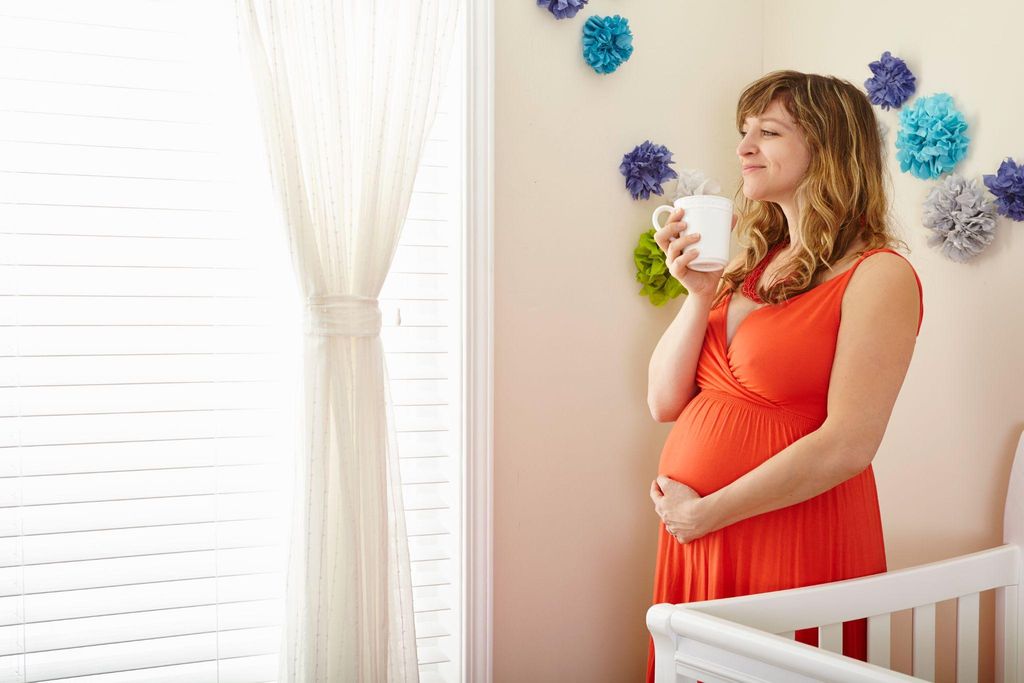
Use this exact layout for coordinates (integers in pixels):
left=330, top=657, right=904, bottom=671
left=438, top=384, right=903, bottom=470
left=720, top=249, right=880, bottom=355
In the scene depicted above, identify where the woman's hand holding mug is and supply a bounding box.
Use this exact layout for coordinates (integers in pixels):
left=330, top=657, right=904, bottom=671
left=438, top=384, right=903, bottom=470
left=653, top=207, right=735, bottom=301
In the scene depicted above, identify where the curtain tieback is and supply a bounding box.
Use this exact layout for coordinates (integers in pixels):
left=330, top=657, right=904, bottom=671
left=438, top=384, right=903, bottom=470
left=305, top=294, right=381, bottom=337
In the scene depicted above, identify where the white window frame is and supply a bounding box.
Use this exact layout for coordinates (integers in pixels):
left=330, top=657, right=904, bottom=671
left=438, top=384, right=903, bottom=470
left=463, top=0, right=494, bottom=681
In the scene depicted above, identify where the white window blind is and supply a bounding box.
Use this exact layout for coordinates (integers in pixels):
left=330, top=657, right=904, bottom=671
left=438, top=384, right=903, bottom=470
left=0, top=2, right=298, bottom=682
left=380, top=16, right=465, bottom=683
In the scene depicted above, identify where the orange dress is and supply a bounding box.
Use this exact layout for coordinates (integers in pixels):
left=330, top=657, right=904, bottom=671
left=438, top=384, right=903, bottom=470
left=646, top=248, right=924, bottom=682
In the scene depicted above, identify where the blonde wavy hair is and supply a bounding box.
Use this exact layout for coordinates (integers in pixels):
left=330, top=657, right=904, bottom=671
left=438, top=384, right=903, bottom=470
left=710, top=70, right=908, bottom=310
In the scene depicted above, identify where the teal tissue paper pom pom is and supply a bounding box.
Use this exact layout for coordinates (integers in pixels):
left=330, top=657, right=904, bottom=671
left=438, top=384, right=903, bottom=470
left=895, top=93, right=969, bottom=180
left=582, top=15, right=633, bottom=74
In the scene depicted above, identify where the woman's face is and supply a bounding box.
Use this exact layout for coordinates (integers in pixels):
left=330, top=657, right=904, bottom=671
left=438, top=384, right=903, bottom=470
left=736, top=98, right=811, bottom=205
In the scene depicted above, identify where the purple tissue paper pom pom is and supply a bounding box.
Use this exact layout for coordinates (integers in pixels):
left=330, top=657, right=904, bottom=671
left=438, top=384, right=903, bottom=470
left=983, top=157, right=1024, bottom=222
left=537, top=0, right=588, bottom=20
left=864, top=51, right=916, bottom=111
left=619, top=141, right=678, bottom=201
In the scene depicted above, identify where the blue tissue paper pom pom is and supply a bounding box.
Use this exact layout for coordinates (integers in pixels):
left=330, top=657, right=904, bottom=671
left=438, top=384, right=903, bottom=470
left=864, top=51, right=916, bottom=110
left=537, top=0, right=588, bottom=20
left=582, top=15, right=633, bottom=74
left=895, top=93, right=969, bottom=180
left=619, top=141, right=678, bottom=201
left=983, top=157, right=1024, bottom=221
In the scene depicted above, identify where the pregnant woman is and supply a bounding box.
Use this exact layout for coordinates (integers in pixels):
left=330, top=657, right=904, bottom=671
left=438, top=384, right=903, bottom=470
left=645, top=70, right=924, bottom=681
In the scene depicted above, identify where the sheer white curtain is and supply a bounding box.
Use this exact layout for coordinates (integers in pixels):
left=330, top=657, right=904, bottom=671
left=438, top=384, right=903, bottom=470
left=233, top=1, right=460, bottom=680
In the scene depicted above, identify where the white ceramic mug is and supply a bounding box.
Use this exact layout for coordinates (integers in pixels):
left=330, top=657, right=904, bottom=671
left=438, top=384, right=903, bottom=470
left=651, top=195, right=733, bottom=272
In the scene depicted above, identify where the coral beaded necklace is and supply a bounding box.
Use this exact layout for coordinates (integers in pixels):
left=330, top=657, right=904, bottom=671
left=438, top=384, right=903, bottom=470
left=740, top=239, right=791, bottom=305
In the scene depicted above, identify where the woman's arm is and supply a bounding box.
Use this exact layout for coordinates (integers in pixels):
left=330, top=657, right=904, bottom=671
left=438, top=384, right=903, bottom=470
left=647, top=253, right=743, bottom=423
left=647, top=292, right=716, bottom=422
left=694, top=252, right=922, bottom=534
left=697, top=422, right=873, bottom=533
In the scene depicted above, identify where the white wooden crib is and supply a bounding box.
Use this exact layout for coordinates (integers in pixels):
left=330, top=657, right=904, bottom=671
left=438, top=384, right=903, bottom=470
left=647, top=427, right=1024, bottom=682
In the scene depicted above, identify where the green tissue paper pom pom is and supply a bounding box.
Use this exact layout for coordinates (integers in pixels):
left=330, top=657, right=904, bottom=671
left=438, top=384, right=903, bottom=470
left=634, top=228, right=687, bottom=306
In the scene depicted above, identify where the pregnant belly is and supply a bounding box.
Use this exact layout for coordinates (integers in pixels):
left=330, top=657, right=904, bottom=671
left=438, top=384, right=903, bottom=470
left=657, top=391, right=820, bottom=497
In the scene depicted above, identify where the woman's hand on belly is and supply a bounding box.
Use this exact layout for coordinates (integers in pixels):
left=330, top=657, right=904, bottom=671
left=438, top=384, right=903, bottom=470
left=650, top=475, right=713, bottom=544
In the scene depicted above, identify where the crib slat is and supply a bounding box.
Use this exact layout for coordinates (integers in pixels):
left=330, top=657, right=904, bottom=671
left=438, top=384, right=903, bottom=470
left=867, top=613, right=891, bottom=668
left=819, top=622, right=842, bottom=654
left=996, top=585, right=1019, bottom=683
left=956, top=592, right=979, bottom=683
left=913, top=603, right=936, bottom=681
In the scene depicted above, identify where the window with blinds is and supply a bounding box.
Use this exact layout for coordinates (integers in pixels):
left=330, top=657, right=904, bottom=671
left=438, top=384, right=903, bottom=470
left=0, top=2, right=299, bottom=682
left=380, top=15, right=466, bottom=683
left=0, top=1, right=467, bottom=680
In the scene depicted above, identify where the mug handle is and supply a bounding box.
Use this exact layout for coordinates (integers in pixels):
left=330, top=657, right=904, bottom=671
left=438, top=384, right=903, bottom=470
left=651, top=204, right=675, bottom=231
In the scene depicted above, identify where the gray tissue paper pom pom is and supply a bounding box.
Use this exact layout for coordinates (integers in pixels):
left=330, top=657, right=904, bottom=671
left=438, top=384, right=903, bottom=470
left=876, top=117, right=889, bottom=145
left=922, top=174, right=998, bottom=263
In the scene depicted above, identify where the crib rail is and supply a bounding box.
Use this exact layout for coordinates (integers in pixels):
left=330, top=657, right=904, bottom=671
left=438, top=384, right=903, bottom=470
left=648, top=544, right=1021, bottom=682
left=685, top=544, right=1017, bottom=632
left=648, top=605, right=919, bottom=683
